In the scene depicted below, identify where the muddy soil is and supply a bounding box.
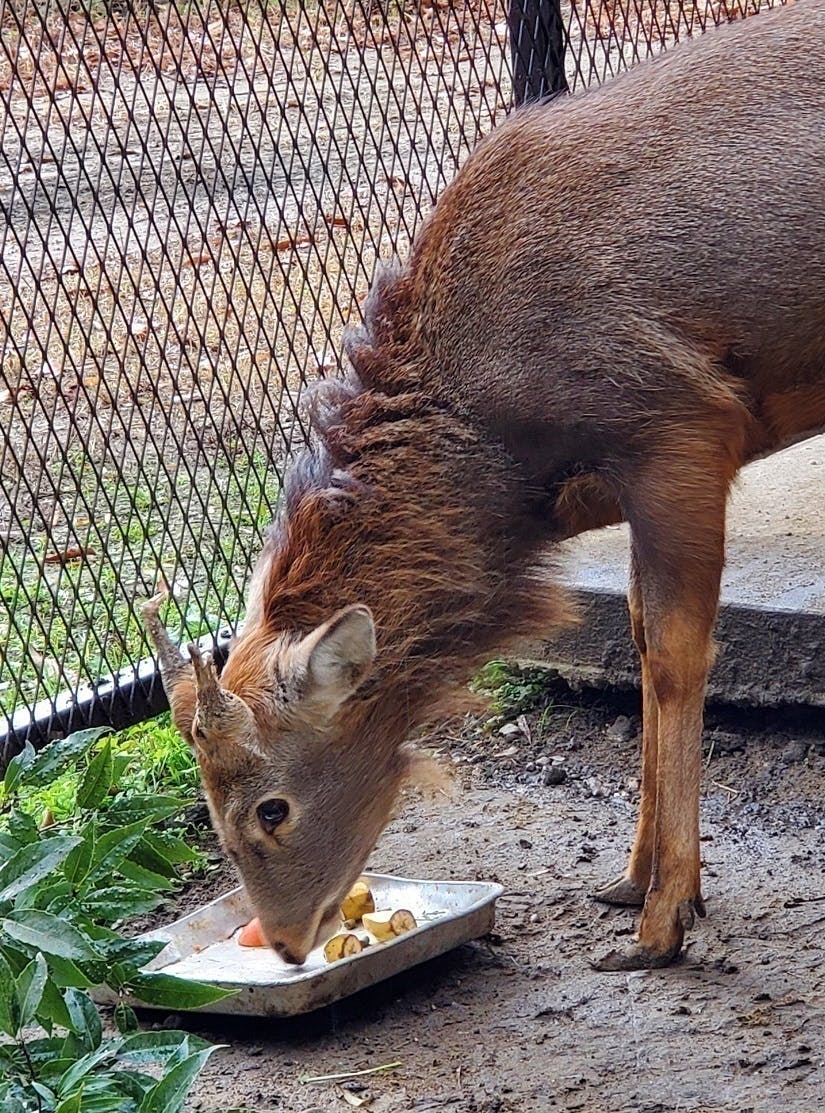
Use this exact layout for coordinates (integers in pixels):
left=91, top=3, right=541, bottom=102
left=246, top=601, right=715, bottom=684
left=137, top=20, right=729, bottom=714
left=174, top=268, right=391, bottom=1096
left=134, top=680, right=825, bottom=1113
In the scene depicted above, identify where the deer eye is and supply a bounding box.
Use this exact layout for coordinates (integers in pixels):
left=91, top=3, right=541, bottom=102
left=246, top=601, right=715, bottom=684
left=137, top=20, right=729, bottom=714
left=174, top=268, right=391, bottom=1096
left=256, top=798, right=290, bottom=834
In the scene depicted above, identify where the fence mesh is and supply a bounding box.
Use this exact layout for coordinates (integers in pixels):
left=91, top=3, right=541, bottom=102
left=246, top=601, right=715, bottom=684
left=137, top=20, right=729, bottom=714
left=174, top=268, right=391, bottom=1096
left=0, top=0, right=783, bottom=753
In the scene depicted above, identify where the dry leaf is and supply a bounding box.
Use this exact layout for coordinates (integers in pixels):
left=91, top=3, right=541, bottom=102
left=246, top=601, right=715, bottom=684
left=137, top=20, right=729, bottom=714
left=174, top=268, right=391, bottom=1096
left=342, top=1091, right=370, bottom=1108
left=43, top=546, right=95, bottom=565
left=276, top=233, right=313, bottom=252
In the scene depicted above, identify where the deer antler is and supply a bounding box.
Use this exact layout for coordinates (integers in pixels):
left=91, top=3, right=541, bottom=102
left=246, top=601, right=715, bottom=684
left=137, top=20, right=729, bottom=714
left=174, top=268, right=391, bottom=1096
left=141, top=589, right=192, bottom=687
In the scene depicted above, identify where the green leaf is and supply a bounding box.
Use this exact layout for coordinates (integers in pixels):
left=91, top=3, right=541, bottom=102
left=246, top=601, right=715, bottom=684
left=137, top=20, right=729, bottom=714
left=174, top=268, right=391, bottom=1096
left=42, top=881, right=74, bottom=914
left=0, top=836, right=82, bottom=903
left=75, top=740, right=113, bottom=811
left=110, top=753, right=131, bottom=785
left=0, top=950, right=20, bottom=1036
left=0, top=1096, right=26, bottom=1113
left=79, top=1081, right=154, bottom=1112
left=137, top=1046, right=217, bottom=1113
left=47, top=954, right=101, bottom=990
left=16, top=952, right=48, bottom=1030
left=20, top=729, right=109, bottom=790
left=101, top=796, right=188, bottom=829
left=0, top=1042, right=22, bottom=1075
left=127, top=972, right=236, bottom=1010
left=127, top=838, right=174, bottom=878
left=3, top=742, right=36, bottom=795
left=117, top=1029, right=212, bottom=1065
left=32, top=1080, right=58, bottom=1105
left=82, top=885, right=163, bottom=922
left=57, top=1042, right=114, bottom=1094
left=117, top=859, right=176, bottom=893
left=0, top=831, right=21, bottom=860
left=70, top=1071, right=154, bottom=1110
left=89, top=821, right=150, bottom=879
left=54, top=1091, right=82, bottom=1113
left=139, top=831, right=199, bottom=866
left=38, top=977, right=75, bottom=1031
left=64, top=824, right=95, bottom=889
left=3, top=910, right=99, bottom=961
left=97, top=936, right=166, bottom=968
left=113, top=1002, right=139, bottom=1035
left=7, top=808, right=40, bottom=846
left=24, top=1034, right=73, bottom=1066
left=63, top=990, right=103, bottom=1054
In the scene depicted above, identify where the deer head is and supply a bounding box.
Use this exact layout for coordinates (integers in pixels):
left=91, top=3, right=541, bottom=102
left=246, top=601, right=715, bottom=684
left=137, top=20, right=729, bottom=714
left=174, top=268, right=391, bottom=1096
left=142, top=592, right=408, bottom=964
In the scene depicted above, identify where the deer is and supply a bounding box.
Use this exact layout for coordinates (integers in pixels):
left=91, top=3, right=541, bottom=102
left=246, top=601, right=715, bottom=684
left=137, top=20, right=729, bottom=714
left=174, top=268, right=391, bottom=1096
left=143, top=0, right=825, bottom=971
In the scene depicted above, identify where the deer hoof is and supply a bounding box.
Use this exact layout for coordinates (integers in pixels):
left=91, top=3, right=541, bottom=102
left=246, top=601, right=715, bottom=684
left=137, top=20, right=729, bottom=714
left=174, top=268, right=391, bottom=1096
left=678, top=896, right=707, bottom=931
left=592, top=873, right=647, bottom=908
left=590, top=941, right=682, bottom=972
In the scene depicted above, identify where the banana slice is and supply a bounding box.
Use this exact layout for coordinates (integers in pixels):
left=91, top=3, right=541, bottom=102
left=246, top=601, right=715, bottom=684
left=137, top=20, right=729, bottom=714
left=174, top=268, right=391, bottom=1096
left=389, top=909, right=418, bottom=936
left=362, top=908, right=418, bottom=941
left=324, top=932, right=364, bottom=963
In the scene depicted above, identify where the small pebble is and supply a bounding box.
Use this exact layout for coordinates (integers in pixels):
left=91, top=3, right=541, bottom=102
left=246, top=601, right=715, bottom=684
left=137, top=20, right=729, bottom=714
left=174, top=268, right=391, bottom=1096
left=607, top=715, right=634, bottom=742
left=586, top=777, right=605, bottom=798
left=782, top=739, right=808, bottom=764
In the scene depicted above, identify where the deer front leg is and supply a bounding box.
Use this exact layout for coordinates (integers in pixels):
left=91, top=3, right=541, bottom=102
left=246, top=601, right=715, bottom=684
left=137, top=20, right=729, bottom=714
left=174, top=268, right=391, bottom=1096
left=593, top=541, right=657, bottom=907
left=594, top=451, right=731, bottom=971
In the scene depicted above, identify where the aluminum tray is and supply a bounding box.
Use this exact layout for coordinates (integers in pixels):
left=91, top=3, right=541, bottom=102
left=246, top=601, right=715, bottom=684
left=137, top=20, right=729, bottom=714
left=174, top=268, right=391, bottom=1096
left=92, top=872, right=502, bottom=1017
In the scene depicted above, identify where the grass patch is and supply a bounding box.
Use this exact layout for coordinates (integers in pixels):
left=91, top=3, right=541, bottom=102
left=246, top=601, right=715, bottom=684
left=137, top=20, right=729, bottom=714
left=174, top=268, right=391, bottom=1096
left=0, top=450, right=281, bottom=717
left=472, top=660, right=558, bottom=720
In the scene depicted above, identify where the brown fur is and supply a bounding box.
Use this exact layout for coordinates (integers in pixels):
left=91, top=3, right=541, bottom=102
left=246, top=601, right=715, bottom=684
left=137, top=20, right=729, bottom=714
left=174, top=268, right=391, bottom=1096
left=148, top=2, right=825, bottom=966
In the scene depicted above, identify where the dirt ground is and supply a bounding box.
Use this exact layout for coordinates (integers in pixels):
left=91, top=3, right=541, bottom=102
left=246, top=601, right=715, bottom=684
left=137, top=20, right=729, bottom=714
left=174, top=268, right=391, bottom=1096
left=137, top=679, right=824, bottom=1113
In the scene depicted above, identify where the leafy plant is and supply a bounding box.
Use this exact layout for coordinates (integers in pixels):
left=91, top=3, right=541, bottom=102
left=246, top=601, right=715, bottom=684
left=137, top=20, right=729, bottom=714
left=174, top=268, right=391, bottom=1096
left=0, top=728, right=233, bottom=1113
left=471, top=660, right=557, bottom=718
left=12, top=715, right=201, bottom=827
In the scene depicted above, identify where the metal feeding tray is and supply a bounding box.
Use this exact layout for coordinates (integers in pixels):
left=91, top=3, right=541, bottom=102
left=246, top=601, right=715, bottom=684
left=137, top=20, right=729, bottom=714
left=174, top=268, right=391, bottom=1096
left=92, top=872, right=503, bottom=1017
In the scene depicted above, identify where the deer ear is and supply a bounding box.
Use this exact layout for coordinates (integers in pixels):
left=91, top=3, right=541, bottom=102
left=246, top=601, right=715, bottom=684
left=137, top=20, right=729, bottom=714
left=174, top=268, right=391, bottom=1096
left=291, top=605, right=376, bottom=719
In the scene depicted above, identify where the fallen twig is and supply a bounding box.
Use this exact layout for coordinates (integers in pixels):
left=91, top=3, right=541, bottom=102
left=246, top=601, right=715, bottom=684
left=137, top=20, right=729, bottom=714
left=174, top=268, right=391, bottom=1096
left=299, top=1061, right=402, bottom=1084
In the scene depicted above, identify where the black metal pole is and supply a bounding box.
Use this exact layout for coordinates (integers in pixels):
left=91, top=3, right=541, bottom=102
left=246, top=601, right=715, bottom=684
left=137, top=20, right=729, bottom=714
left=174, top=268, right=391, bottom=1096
left=508, top=0, right=569, bottom=107
left=0, top=627, right=233, bottom=772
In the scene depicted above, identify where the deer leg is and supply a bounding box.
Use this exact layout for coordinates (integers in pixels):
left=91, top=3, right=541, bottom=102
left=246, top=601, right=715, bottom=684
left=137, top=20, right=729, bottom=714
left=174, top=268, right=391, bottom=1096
left=595, top=449, right=733, bottom=971
left=593, top=541, right=657, bottom=907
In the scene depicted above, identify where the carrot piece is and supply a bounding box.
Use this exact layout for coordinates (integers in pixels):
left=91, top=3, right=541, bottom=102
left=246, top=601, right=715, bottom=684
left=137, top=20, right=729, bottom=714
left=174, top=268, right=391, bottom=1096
left=238, top=917, right=268, bottom=947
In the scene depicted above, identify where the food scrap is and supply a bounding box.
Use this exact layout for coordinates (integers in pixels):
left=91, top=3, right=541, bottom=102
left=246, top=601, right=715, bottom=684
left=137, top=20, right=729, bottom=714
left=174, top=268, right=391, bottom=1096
left=324, top=932, right=364, bottom=962
left=360, top=908, right=417, bottom=943
left=237, top=917, right=268, bottom=948
left=235, top=880, right=419, bottom=961
left=340, top=879, right=375, bottom=922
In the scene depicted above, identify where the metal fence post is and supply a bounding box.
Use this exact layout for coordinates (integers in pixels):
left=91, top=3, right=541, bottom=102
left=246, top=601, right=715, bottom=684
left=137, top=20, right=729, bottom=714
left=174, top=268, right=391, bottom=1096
left=508, top=0, right=568, bottom=106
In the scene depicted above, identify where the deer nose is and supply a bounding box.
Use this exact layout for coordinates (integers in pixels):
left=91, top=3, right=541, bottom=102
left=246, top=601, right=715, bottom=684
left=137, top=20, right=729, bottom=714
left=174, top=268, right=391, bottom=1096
left=273, top=939, right=307, bottom=965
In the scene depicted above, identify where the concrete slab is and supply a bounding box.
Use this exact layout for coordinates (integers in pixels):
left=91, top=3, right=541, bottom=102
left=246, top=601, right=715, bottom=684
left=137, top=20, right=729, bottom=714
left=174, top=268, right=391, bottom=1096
left=526, top=435, right=825, bottom=706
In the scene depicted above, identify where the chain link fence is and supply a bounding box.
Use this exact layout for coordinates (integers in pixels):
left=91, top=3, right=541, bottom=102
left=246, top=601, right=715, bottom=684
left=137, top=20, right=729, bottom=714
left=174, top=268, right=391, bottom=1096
left=0, top=0, right=783, bottom=757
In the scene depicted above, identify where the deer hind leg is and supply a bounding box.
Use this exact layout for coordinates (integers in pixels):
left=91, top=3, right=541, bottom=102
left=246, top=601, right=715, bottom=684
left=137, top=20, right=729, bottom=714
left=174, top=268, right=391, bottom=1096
left=595, top=437, right=738, bottom=971
left=593, top=541, right=658, bottom=907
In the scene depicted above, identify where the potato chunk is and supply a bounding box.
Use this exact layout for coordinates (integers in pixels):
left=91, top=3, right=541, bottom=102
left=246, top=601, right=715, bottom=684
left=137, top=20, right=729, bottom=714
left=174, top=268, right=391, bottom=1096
left=340, top=880, right=375, bottom=922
